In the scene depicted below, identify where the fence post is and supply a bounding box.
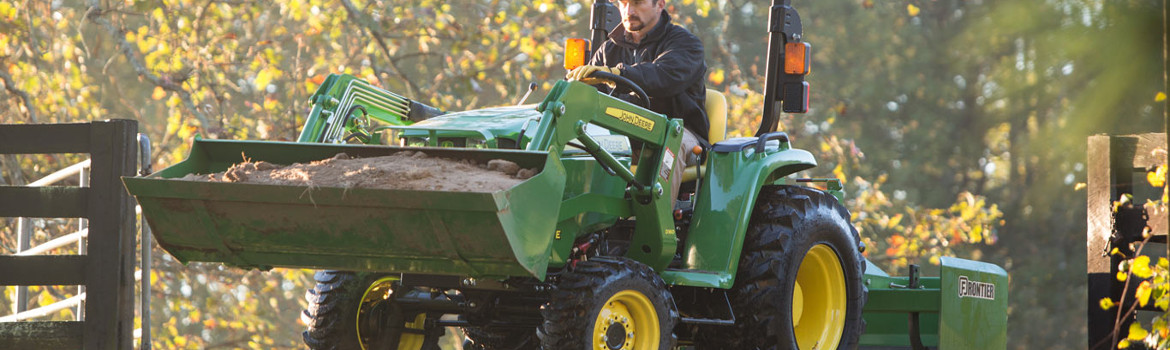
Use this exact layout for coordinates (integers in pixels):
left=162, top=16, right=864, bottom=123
left=81, top=120, right=137, bottom=349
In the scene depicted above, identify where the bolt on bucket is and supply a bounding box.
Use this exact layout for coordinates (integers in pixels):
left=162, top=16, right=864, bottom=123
left=123, top=138, right=566, bottom=280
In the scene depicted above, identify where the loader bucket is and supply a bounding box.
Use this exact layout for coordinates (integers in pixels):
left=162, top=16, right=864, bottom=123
left=123, top=138, right=566, bottom=280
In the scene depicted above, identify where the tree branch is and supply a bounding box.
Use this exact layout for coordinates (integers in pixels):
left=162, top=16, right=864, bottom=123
left=338, top=0, right=420, bottom=98
left=0, top=66, right=38, bottom=123
left=83, top=2, right=211, bottom=128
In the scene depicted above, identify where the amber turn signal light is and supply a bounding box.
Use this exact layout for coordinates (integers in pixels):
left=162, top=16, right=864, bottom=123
left=564, top=38, right=590, bottom=71
left=784, top=42, right=811, bottom=75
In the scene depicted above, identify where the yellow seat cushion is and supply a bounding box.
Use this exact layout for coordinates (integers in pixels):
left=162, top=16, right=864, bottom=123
left=705, top=89, right=728, bottom=143
left=680, top=89, right=729, bottom=182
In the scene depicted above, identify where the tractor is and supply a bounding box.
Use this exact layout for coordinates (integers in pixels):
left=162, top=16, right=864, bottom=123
left=124, top=0, right=1008, bottom=349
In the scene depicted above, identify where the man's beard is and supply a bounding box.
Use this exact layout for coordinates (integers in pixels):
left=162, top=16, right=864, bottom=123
left=624, top=17, right=644, bottom=32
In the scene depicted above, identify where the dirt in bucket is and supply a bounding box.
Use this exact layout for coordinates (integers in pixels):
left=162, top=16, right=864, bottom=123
left=177, top=151, right=539, bottom=192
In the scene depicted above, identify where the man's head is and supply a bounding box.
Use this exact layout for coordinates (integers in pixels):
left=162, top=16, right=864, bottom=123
left=615, top=0, right=665, bottom=40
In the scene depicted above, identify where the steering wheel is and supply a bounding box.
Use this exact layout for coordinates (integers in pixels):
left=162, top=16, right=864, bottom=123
left=589, top=71, right=651, bottom=110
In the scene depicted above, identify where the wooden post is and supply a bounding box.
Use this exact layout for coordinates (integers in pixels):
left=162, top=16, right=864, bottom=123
left=1087, top=135, right=1122, bottom=350
left=82, top=120, right=137, bottom=349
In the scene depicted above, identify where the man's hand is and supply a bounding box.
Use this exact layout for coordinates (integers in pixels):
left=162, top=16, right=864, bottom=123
left=566, top=65, right=620, bottom=85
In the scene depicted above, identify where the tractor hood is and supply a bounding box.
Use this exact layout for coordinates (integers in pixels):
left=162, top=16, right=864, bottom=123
left=398, top=105, right=541, bottom=148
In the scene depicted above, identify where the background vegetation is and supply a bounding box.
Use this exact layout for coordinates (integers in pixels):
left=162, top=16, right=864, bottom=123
left=1, top=0, right=1165, bottom=348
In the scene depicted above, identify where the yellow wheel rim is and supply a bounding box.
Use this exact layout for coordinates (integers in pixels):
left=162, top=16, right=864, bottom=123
left=793, top=244, right=847, bottom=350
left=593, top=290, right=660, bottom=350
left=357, top=276, right=425, bottom=350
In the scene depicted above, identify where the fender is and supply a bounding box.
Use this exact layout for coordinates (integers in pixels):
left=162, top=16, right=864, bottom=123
left=661, top=142, right=817, bottom=288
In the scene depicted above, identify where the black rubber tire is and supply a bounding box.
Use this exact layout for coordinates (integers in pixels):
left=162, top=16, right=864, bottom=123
left=302, top=270, right=425, bottom=350
left=462, top=326, right=538, bottom=350
left=700, top=185, right=867, bottom=349
left=537, top=257, right=679, bottom=349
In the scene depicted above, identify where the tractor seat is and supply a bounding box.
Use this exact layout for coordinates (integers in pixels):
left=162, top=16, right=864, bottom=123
left=705, top=88, right=728, bottom=144
left=681, top=89, right=728, bottom=182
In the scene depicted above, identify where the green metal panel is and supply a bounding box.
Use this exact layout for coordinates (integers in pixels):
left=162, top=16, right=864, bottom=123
left=858, top=257, right=1008, bottom=349
left=859, top=311, right=941, bottom=347
left=124, top=138, right=566, bottom=280
left=662, top=145, right=817, bottom=288
left=938, top=256, right=1008, bottom=349
left=549, top=157, right=631, bottom=267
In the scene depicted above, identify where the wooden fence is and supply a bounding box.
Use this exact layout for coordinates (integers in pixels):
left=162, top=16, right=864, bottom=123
left=0, top=120, right=138, bottom=349
left=1087, top=133, right=1169, bottom=350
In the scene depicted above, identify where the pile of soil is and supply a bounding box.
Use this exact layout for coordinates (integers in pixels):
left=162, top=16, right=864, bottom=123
left=177, top=151, right=538, bottom=193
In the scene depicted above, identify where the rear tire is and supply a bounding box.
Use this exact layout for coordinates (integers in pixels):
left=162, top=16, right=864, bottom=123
left=537, top=257, right=678, bottom=349
left=301, top=270, right=432, bottom=350
left=711, top=185, right=867, bottom=349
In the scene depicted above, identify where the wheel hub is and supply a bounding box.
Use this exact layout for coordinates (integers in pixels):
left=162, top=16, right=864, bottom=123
left=593, top=290, right=658, bottom=350
left=605, top=321, right=626, bottom=349
left=793, top=244, right=847, bottom=350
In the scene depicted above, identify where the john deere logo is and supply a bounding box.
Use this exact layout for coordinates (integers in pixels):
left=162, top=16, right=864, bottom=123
left=958, top=276, right=995, bottom=300
left=605, top=107, right=655, bottom=132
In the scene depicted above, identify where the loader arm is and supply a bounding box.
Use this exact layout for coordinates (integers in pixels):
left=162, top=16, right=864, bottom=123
left=527, top=80, right=684, bottom=271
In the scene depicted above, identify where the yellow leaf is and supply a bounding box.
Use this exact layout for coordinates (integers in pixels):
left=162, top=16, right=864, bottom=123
left=1116, top=271, right=1127, bottom=282
left=907, top=4, right=920, bottom=16
left=1118, top=339, right=1131, bottom=349
left=39, top=293, right=56, bottom=307
left=254, top=67, right=282, bottom=91
left=1099, top=297, right=1115, bottom=310
left=151, top=86, right=167, bottom=100
left=1156, top=92, right=1166, bottom=102
left=1136, top=280, right=1153, bottom=307
left=1147, top=165, right=1166, bottom=187
left=708, top=68, right=725, bottom=85
left=1128, top=322, right=1148, bottom=341
left=833, top=164, right=847, bottom=184
left=1132, top=255, right=1153, bottom=279
left=0, top=2, right=12, bottom=19
left=888, top=213, right=903, bottom=228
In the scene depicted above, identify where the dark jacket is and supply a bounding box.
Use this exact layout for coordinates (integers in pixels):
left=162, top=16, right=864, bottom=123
left=590, top=11, right=709, bottom=140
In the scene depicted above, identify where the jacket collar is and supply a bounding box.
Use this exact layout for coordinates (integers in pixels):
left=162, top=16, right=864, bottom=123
left=609, top=10, right=672, bottom=49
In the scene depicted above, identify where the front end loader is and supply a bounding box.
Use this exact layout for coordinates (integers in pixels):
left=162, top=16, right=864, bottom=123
left=123, top=1, right=1008, bottom=349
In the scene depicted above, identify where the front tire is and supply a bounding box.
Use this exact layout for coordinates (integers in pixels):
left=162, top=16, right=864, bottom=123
left=537, top=257, right=679, bottom=350
left=726, top=185, right=867, bottom=349
left=301, top=270, right=432, bottom=350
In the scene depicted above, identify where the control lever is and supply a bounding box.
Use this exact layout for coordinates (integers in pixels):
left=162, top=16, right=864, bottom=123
left=516, top=82, right=538, bottom=105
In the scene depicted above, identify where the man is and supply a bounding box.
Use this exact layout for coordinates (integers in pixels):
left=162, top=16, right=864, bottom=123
left=566, top=0, right=708, bottom=167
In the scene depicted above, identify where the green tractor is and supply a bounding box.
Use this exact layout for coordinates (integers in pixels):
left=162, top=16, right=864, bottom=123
left=124, top=0, right=1007, bottom=349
